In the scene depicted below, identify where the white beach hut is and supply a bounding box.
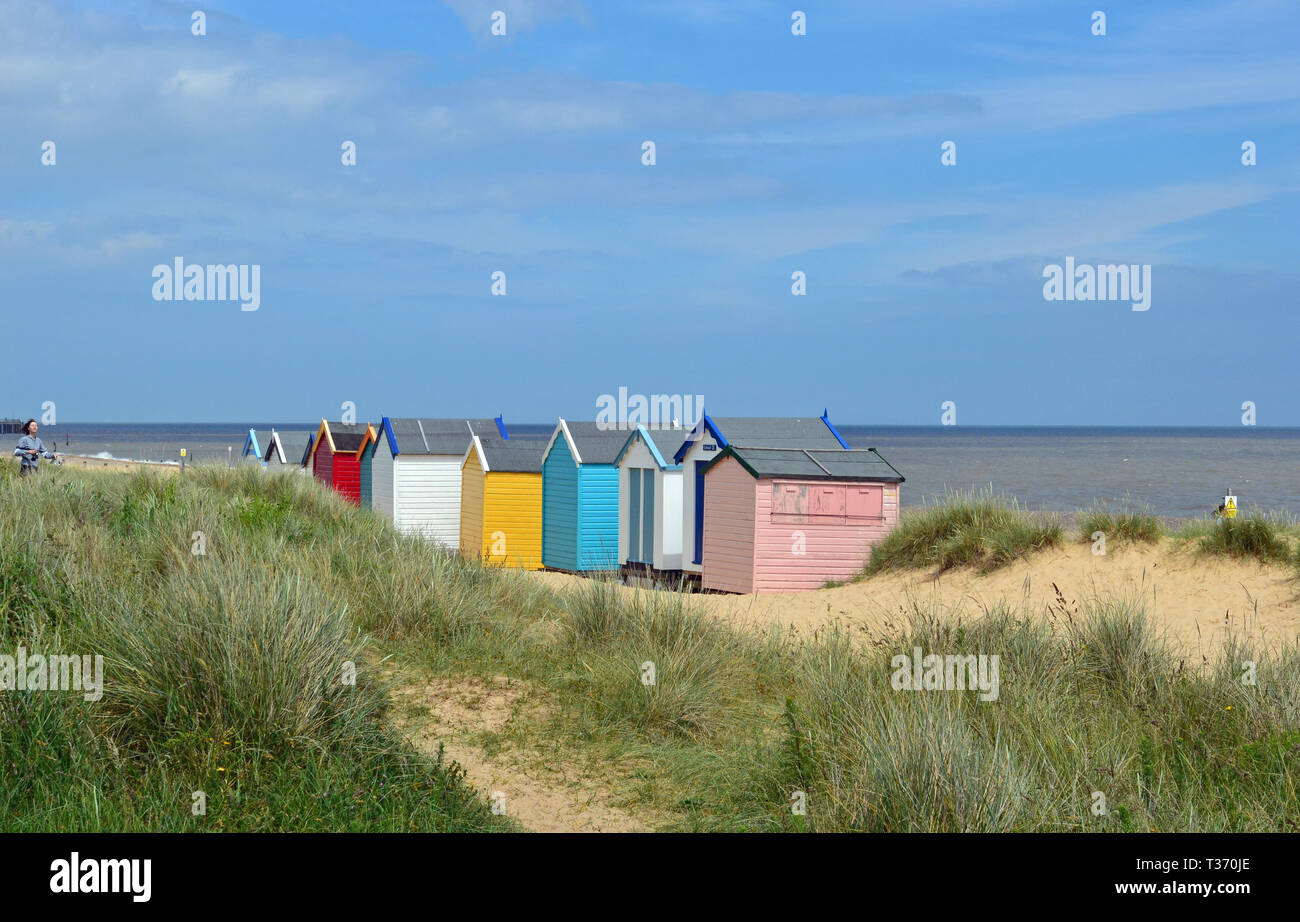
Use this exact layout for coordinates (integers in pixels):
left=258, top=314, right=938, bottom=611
left=370, top=416, right=507, bottom=547
left=615, top=425, right=686, bottom=579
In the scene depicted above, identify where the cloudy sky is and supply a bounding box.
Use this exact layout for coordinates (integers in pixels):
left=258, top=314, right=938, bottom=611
left=3, top=0, right=1296, bottom=424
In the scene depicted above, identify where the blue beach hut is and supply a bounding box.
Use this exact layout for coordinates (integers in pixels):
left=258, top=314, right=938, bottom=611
left=541, top=419, right=632, bottom=572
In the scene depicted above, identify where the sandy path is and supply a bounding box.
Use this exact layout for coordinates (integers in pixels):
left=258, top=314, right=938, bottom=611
left=532, top=539, right=1299, bottom=654
left=386, top=671, right=664, bottom=832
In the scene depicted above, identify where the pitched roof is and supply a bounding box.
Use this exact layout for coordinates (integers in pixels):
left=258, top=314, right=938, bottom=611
left=471, top=436, right=548, bottom=473
left=315, top=420, right=371, bottom=455
left=548, top=420, right=640, bottom=465
left=382, top=418, right=501, bottom=456
left=673, top=413, right=848, bottom=462
left=266, top=430, right=313, bottom=465
left=243, top=429, right=269, bottom=457
left=706, top=446, right=904, bottom=482
left=331, top=431, right=366, bottom=453
left=615, top=425, right=686, bottom=470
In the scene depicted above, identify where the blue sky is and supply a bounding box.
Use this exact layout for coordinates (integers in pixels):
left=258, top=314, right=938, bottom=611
left=2, top=0, right=1297, bottom=424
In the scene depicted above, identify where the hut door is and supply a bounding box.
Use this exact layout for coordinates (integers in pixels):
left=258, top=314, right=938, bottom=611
left=628, top=469, right=642, bottom=563
left=641, top=473, right=655, bottom=564
left=693, top=461, right=706, bottom=564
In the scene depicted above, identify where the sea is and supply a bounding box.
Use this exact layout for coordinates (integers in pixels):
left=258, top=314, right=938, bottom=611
left=21, top=422, right=1300, bottom=521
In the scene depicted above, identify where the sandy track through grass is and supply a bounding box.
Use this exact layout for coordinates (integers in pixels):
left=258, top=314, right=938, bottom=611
left=385, top=669, right=666, bottom=832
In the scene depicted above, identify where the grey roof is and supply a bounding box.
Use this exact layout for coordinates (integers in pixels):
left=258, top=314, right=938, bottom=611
left=715, top=447, right=904, bottom=482
left=560, top=421, right=645, bottom=465
left=267, top=430, right=313, bottom=465
left=331, top=431, right=366, bottom=453
left=476, top=436, right=547, bottom=473
left=706, top=417, right=844, bottom=450
left=384, top=418, right=498, bottom=456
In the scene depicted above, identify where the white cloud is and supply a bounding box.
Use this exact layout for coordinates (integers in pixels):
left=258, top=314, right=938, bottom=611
left=439, top=0, right=589, bottom=33
left=100, top=231, right=165, bottom=258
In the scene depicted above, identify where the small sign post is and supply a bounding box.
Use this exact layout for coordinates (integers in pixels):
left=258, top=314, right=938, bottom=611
left=180, top=448, right=186, bottom=472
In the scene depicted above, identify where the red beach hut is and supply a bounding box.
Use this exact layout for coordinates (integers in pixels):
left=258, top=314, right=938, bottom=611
left=311, top=419, right=376, bottom=506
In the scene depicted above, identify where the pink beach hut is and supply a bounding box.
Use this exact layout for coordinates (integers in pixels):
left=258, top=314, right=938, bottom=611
left=700, top=446, right=904, bottom=593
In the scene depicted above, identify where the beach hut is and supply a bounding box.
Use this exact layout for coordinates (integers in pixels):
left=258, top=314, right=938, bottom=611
left=541, top=420, right=633, bottom=572
left=615, top=425, right=686, bottom=578
left=358, top=434, right=381, bottom=509
left=239, top=429, right=268, bottom=465
left=311, top=420, right=376, bottom=506
left=700, top=446, right=904, bottom=593
left=674, top=412, right=850, bottom=578
left=370, top=417, right=506, bottom=546
left=460, top=435, right=548, bottom=569
left=262, top=429, right=314, bottom=471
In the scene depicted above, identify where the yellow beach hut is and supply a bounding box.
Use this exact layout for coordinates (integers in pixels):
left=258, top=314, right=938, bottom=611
left=460, top=435, right=548, bottom=569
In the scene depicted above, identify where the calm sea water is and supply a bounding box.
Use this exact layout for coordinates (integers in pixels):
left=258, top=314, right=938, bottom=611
left=23, top=423, right=1300, bottom=520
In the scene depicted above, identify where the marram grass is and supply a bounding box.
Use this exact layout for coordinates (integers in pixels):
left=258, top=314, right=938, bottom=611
left=864, top=488, right=1064, bottom=575
left=2, top=464, right=1297, bottom=832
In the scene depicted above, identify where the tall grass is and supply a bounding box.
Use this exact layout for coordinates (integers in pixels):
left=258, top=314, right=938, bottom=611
left=1186, top=514, right=1292, bottom=563
left=1077, top=504, right=1163, bottom=545
left=777, top=599, right=1300, bottom=831
left=0, top=465, right=511, bottom=831
left=865, top=488, right=1063, bottom=575
left=555, top=579, right=776, bottom=740
left=5, top=464, right=1298, bottom=832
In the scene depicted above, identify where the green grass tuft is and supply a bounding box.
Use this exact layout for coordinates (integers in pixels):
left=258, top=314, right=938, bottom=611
left=1180, top=514, right=1292, bottom=564
left=1077, top=504, right=1163, bottom=545
left=864, top=488, right=1063, bottom=575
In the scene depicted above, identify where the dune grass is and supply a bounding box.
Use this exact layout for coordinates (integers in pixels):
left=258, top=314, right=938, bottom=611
left=1076, top=504, right=1164, bottom=546
left=776, top=599, right=1300, bottom=831
left=4, top=464, right=1298, bottom=832
left=863, top=488, right=1064, bottom=575
left=0, top=464, right=511, bottom=831
left=1176, top=513, right=1294, bottom=565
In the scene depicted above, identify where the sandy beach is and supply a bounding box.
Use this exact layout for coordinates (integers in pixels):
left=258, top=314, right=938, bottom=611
left=532, top=538, right=1299, bottom=654
left=54, top=454, right=179, bottom=475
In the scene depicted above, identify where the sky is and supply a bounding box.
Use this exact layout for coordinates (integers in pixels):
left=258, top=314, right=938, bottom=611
left=2, top=0, right=1297, bottom=425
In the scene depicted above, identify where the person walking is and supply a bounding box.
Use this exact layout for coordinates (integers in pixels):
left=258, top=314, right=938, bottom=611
left=14, top=419, right=57, bottom=476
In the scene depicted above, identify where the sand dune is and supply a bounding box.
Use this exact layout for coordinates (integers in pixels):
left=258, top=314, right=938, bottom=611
left=533, top=539, right=1299, bottom=655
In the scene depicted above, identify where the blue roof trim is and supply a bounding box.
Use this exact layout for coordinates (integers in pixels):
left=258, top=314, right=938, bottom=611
left=672, top=411, right=723, bottom=463
left=495, top=415, right=508, bottom=440
left=616, top=425, right=684, bottom=470
left=241, top=428, right=261, bottom=458
left=382, top=417, right=400, bottom=456
left=301, top=433, right=315, bottom=466
left=821, top=409, right=850, bottom=449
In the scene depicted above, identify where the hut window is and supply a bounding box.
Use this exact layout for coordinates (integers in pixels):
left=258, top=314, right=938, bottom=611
left=808, top=485, right=846, bottom=519
left=771, top=480, right=882, bottom=525
left=771, top=483, right=806, bottom=517
left=846, top=485, right=884, bottom=521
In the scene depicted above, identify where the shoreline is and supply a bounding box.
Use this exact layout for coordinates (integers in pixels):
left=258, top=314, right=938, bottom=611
left=55, top=454, right=180, bottom=474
